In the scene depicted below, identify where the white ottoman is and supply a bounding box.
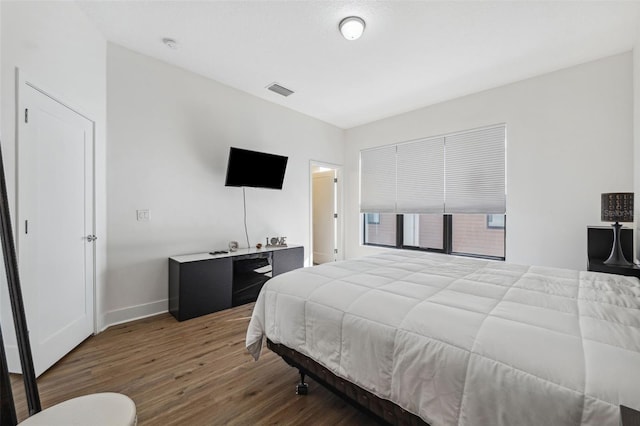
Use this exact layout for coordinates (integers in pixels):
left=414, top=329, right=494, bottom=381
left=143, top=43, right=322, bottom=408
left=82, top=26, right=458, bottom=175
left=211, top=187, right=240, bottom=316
left=19, top=392, right=137, bottom=426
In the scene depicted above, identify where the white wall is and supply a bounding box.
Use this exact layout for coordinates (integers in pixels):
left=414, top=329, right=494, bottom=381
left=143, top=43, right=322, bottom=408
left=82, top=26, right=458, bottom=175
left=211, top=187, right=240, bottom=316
left=0, top=0, right=107, bottom=352
left=345, top=53, right=633, bottom=271
left=105, top=44, right=344, bottom=326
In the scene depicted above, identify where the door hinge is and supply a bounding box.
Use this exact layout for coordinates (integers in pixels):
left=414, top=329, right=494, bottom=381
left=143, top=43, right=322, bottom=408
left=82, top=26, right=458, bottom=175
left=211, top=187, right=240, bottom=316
left=334, top=213, right=338, bottom=218
left=334, top=249, right=338, bottom=254
left=334, top=178, right=338, bottom=183
left=25, top=220, right=28, bottom=234
left=24, top=108, right=28, bottom=123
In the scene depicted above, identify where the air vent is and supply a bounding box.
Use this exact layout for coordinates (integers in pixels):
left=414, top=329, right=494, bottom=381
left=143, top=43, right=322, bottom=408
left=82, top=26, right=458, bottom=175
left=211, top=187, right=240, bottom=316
left=267, top=83, right=294, bottom=97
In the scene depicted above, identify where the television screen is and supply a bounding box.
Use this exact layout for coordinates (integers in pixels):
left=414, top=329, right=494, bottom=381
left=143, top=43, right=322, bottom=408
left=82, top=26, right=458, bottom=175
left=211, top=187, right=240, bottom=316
left=224, top=147, right=288, bottom=189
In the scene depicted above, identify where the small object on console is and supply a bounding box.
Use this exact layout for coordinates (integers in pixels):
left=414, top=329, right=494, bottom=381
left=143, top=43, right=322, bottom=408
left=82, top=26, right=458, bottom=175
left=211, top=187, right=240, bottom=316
left=266, top=236, right=287, bottom=247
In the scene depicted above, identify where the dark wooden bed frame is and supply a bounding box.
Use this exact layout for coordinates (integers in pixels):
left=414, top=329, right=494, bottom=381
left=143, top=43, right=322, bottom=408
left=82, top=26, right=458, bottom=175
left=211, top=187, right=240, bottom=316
left=267, top=339, right=640, bottom=426
left=267, top=339, right=428, bottom=426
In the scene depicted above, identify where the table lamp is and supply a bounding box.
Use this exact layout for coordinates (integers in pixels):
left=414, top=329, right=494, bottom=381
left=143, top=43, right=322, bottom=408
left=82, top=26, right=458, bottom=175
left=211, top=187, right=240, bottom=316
left=601, top=192, right=634, bottom=266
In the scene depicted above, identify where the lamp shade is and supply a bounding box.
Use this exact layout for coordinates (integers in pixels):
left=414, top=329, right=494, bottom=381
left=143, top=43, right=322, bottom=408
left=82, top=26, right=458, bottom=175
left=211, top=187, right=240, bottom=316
left=601, top=192, right=634, bottom=222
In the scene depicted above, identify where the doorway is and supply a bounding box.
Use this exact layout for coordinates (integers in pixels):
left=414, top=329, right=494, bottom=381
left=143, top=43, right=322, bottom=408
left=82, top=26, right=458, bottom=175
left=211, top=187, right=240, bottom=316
left=310, top=161, right=343, bottom=265
left=12, top=75, right=96, bottom=377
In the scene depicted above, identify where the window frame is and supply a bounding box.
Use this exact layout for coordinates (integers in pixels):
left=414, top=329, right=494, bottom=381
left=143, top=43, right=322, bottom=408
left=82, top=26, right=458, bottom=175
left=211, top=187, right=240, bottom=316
left=363, top=213, right=506, bottom=261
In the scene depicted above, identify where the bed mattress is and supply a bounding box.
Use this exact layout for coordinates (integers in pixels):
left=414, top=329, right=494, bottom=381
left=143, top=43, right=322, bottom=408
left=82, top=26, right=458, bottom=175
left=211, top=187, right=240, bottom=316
left=245, top=250, right=640, bottom=426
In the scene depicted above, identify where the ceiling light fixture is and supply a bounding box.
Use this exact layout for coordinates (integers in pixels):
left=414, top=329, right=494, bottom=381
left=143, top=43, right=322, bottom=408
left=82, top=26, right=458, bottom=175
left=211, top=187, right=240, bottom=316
left=339, top=16, right=365, bottom=41
left=162, top=37, right=177, bottom=49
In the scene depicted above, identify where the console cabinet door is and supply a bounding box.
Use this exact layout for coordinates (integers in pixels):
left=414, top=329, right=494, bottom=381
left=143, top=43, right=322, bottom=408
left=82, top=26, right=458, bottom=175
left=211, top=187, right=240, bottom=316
left=272, top=247, right=304, bottom=276
left=169, top=257, right=232, bottom=321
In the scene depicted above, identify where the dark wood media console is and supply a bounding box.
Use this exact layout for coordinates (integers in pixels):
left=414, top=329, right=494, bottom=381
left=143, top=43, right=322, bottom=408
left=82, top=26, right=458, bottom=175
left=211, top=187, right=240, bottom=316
left=168, top=245, right=303, bottom=321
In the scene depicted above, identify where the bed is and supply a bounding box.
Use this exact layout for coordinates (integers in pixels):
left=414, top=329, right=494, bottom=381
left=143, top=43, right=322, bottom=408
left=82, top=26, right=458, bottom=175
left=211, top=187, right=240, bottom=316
left=245, top=250, right=640, bottom=426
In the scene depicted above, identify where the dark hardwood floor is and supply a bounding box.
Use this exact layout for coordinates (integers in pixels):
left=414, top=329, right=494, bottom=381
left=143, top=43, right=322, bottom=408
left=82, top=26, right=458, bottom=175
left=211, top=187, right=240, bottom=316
left=9, top=303, right=384, bottom=425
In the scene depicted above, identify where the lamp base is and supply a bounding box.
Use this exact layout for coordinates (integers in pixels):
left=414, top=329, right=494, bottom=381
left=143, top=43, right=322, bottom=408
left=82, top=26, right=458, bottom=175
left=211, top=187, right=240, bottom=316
left=603, top=222, right=632, bottom=266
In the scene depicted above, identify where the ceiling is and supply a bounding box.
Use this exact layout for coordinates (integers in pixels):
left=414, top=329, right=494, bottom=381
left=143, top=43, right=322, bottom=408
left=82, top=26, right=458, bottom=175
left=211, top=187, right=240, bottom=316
left=76, top=1, right=640, bottom=129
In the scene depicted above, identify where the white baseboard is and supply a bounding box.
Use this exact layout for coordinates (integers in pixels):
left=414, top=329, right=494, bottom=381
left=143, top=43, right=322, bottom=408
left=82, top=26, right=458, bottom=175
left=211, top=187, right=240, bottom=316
left=4, top=300, right=168, bottom=373
left=100, top=299, right=168, bottom=332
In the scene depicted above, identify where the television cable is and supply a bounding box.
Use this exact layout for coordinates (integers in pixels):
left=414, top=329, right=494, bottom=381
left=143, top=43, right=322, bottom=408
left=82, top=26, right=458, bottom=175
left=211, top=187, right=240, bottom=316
left=243, top=187, right=250, bottom=249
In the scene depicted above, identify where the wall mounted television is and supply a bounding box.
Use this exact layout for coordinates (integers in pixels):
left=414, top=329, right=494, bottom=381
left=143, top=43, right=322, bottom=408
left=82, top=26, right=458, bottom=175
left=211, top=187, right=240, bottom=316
left=224, top=147, right=288, bottom=190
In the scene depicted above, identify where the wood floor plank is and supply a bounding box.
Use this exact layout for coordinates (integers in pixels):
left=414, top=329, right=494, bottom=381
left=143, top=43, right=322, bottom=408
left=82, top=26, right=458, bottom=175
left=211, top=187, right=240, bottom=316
left=10, top=303, right=384, bottom=425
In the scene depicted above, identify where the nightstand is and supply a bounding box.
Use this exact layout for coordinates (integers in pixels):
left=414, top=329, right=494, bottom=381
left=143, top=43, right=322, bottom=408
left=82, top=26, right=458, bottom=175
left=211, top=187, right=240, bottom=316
left=587, top=226, right=639, bottom=278
left=621, top=405, right=640, bottom=426
left=588, top=260, right=640, bottom=278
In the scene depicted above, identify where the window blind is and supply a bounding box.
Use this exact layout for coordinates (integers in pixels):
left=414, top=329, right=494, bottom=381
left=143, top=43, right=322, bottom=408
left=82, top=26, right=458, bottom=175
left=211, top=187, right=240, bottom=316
left=445, top=125, right=506, bottom=213
left=359, top=124, right=506, bottom=215
left=359, top=145, right=396, bottom=213
left=396, top=137, right=444, bottom=213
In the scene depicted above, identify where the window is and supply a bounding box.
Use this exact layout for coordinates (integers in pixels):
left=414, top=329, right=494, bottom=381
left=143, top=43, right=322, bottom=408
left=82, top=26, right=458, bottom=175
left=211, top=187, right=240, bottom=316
left=362, top=213, right=505, bottom=259
left=452, top=214, right=505, bottom=258
left=365, top=213, right=380, bottom=224
left=363, top=213, right=396, bottom=247
left=402, top=214, right=444, bottom=250
left=487, top=214, right=505, bottom=229
left=360, top=124, right=506, bottom=260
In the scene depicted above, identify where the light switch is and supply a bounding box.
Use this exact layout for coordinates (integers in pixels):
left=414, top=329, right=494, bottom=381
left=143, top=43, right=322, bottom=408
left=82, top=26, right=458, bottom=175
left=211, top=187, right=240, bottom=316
left=137, top=209, right=150, bottom=221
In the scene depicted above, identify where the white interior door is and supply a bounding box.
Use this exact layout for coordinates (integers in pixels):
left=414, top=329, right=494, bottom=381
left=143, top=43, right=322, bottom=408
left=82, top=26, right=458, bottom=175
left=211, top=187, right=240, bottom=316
left=312, top=170, right=336, bottom=264
left=17, top=81, right=95, bottom=377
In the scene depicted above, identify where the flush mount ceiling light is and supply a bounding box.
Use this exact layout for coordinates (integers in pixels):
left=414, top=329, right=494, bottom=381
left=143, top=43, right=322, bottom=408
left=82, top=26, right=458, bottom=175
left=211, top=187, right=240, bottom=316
left=162, top=37, right=177, bottom=49
left=339, top=16, right=365, bottom=41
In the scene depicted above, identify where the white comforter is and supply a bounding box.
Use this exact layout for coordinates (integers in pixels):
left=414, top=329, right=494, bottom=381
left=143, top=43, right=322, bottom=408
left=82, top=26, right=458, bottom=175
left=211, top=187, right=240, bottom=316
left=245, top=250, right=640, bottom=426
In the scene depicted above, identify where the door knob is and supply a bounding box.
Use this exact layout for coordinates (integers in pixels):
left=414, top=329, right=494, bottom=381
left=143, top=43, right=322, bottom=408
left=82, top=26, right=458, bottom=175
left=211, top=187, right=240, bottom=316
left=86, top=235, right=97, bottom=242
